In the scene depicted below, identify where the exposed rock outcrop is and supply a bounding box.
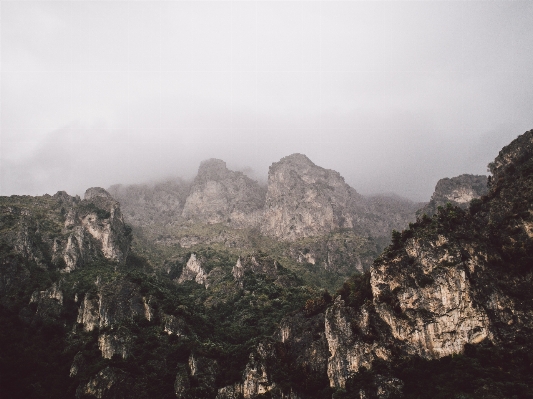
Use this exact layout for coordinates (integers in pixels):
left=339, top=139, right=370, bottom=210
left=56, top=187, right=132, bottom=271
left=417, top=174, right=488, bottom=217
left=98, top=332, right=130, bottom=359
left=177, top=253, right=208, bottom=286
left=261, top=154, right=363, bottom=241
left=227, top=130, right=533, bottom=397
left=261, top=154, right=418, bottom=241
left=163, top=314, right=186, bottom=336
left=182, top=159, right=266, bottom=226
left=77, top=279, right=150, bottom=331
left=30, top=282, right=64, bottom=319
left=325, top=297, right=390, bottom=388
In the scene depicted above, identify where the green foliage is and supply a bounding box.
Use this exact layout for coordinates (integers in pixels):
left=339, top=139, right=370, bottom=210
left=336, top=272, right=373, bottom=309
left=394, top=340, right=533, bottom=399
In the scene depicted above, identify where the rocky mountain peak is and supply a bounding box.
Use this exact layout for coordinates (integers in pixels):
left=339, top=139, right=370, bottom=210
left=268, top=153, right=345, bottom=186
left=196, top=158, right=232, bottom=182
left=274, top=153, right=315, bottom=169
left=418, top=174, right=488, bottom=217
left=262, top=154, right=360, bottom=241
left=84, top=187, right=114, bottom=201
left=181, top=158, right=265, bottom=226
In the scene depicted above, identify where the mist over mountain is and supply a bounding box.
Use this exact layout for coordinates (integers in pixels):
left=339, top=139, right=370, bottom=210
left=1, top=128, right=533, bottom=399
left=2, top=1, right=533, bottom=398
left=2, top=2, right=533, bottom=201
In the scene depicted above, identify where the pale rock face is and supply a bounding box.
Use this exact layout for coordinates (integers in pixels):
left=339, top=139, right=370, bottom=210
left=417, top=174, right=488, bottom=217
left=77, top=367, right=128, bottom=399
left=77, top=294, right=100, bottom=332
left=232, top=254, right=287, bottom=288
left=371, top=236, right=491, bottom=359
left=62, top=225, right=91, bottom=272
left=98, top=333, right=130, bottom=359
left=84, top=187, right=114, bottom=201
left=325, top=298, right=389, bottom=388
left=232, top=257, right=245, bottom=286
left=77, top=280, right=150, bottom=331
left=30, top=282, right=64, bottom=318
left=177, top=253, right=207, bottom=286
left=58, top=187, right=131, bottom=272
left=163, top=314, right=185, bottom=336
left=262, top=154, right=360, bottom=241
left=242, top=343, right=277, bottom=399
left=181, top=159, right=266, bottom=226
left=297, top=251, right=316, bottom=265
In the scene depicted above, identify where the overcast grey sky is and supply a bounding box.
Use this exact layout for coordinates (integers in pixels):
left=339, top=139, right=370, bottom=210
left=1, top=1, right=532, bottom=201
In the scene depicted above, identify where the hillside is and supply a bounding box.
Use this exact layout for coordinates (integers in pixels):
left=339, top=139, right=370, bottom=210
left=108, top=154, right=419, bottom=291
left=1, top=130, right=532, bottom=399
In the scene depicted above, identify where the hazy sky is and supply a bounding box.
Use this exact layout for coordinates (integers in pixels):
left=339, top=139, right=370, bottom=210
left=1, top=1, right=532, bottom=201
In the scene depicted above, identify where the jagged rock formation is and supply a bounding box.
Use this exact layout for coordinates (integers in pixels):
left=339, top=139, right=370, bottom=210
left=110, top=155, right=417, bottom=249
left=98, top=332, right=130, bottom=359
left=30, top=282, right=64, bottom=319
left=176, top=253, right=208, bottom=286
left=77, top=278, right=151, bottom=331
left=182, top=159, right=266, bottom=226
left=325, top=297, right=389, bottom=388
left=261, top=154, right=418, bottom=241
left=221, top=129, right=533, bottom=398
left=0, top=188, right=131, bottom=293
left=417, top=174, right=488, bottom=217
left=261, top=154, right=364, bottom=241
left=62, top=187, right=131, bottom=270
left=233, top=255, right=279, bottom=285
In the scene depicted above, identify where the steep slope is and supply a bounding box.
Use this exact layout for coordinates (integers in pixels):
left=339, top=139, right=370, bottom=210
left=261, top=154, right=418, bottom=241
left=0, top=187, right=317, bottom=399
left=261, top=154, right=364, bottom=240
left=220, top=129, right=533, bottom=399
left=417, top=174, right=488, bottom=217
left=182, top=158, right=266, bottom=226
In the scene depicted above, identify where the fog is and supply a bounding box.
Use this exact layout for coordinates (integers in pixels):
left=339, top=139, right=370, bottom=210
left=1, top=1, right=533, bottom=201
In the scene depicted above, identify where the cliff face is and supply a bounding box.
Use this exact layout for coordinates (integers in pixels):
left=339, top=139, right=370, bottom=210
left=223, top=129, right=533, bottom=398
left=417, top=174, right=488, bottom=217
left=369, top=130, right=533, bottom=363
left=261, top=154, right=363, bottom=241
left=182, top=159, right=266, bottom=226
left=0, top=187, right=131, bottom=282
left=61, top=188, right=131, bottom=271
left=261, top=154, right=418, bottom=242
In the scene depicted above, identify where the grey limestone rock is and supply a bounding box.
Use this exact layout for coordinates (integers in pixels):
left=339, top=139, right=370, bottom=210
left=182, top=158, right=266, bottom=226
left=417, top=174, right=488, bottom=217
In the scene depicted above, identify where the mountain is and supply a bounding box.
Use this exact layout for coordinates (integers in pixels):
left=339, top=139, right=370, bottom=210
left=214, top=129, right=533, bottom=398
left=261, top=154, right=419, bottom=241
left=417, top=174, right=488, bottom=217
left=107, top=154, right=418, bottom=287
left=0, top=186, right=317, bottom=399
left=181, top=158, right=266, bottom=227
left=4, top=130, right=531, bottom=399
